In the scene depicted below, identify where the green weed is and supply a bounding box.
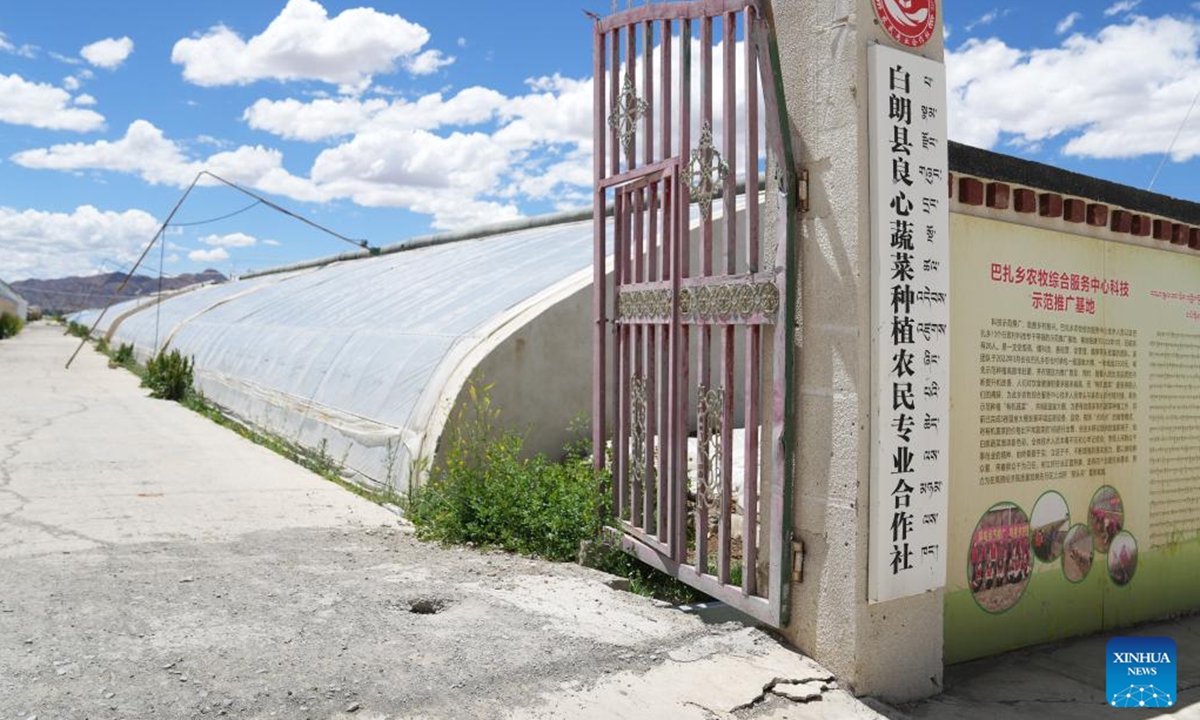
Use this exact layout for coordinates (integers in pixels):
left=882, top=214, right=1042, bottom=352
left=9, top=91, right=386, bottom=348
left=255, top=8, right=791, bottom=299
left=113, top=342, right=135, bottom=366
left=405, top=378, right=711, bottom=604
left=0, top=312, right=23, bottom=340
left=406, top=379, right=602, bottom=561
left=142, top=348, right=194, bottom=401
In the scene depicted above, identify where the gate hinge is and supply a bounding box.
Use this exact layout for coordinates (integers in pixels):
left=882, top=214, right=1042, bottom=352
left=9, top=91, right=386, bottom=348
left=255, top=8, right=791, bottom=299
left=791, top=535, right=805, bottom=583
left=798, top=169, right=810, bottom=214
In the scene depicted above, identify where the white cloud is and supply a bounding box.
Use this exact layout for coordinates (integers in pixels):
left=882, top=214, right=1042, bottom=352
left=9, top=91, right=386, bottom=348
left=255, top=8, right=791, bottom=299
left=0, top=205, right=160, bottom=280
left=201, top=232, right=256, bottom=248
left=243, top=96, right=389, bottom=141
left=457, top=37, right=467, bottom=48
left=13, top=120, right=198, bottom=184
left=1056, top=12, right=1083, bottom=35
left=0, top=31, right=37, bottom=58
left=187, top=247, right=229, bottom=263
left=80, top=36, right=134, bottom=69
left=171, top=0, right=446, bottom=89
left=404, top=49, right=454, bottom=75
left=0, top=73, right=105, bottom=131
left=966, top=9, right=1000, bottom=32
left=243, top=86, right=504, bottom=141
left=74, top=93, right=97, bottom=106
left=50, top=51, right=81, bottom=65
left=1104, top=1, right=1141, bottom=17
left=948, top=15, right=1200, bottom=161
left=262, top=239, right=281, bottom=247
left=63, top=75, right=81, bottom=91
left=194, top=134, right=230, bottom=148
left=12, top=119, right=327, bottom=201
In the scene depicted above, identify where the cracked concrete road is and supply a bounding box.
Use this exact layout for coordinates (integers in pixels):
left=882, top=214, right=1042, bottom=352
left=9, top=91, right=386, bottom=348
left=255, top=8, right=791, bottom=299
left=0, top=324, right=885, bottom=720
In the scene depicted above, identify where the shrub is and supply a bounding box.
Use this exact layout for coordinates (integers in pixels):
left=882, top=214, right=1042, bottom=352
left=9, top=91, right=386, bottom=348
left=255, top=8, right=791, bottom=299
left=142, top=348, right=194, bottom=401
left=95, top=337, right=110, bottom=354
left=113, top=342, right=134, bottom=365
left=405, top=379, right=709, bottom=603
left=66, top=321, right=91, bottom=338
left=0, top=312, right=22, bottom=340
left=406, top=380, right=604, bottom=562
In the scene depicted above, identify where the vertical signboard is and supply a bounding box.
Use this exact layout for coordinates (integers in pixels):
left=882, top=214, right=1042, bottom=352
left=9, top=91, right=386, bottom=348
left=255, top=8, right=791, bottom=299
left=868, top=43, right=950, bottom=602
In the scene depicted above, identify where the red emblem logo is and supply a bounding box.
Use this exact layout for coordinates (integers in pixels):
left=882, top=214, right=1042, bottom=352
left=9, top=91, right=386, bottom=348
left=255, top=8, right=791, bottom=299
left=873, top=0, right=937, bottom=48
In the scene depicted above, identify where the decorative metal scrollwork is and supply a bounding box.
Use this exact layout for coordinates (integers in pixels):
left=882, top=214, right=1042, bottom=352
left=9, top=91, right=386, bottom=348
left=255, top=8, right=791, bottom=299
left=630, top=374, right=648, bottom=497
left=696, top=385, right=723, bottom=513
left=616, top=287, right=672, bottom=321
left=678, top=280, right=780, bottom=322
left=608, top=73, right=647, bottom=157
left=687, top=120, right=729, bottom=219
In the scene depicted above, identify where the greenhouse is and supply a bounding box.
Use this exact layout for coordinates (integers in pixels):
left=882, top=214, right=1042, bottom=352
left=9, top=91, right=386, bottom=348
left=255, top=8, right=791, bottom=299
left=0, top=278, right=29, bottom=321
left=73, top=212, right=607, bottom=494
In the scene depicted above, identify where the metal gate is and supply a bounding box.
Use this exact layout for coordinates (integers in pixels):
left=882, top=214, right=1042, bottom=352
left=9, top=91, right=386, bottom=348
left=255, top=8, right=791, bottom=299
left=592, top=0, right=798, bottom=626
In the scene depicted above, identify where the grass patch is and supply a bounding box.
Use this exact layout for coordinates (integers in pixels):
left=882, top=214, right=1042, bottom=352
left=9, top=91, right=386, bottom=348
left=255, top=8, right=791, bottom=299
left=66, top=320, right=91, bottom=338
left=0, top=312, right=23, bottom=340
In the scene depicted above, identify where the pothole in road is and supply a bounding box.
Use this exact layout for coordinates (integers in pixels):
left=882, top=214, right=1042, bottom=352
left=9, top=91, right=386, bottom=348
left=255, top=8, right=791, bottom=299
left=407, top=597, right=449, bottom=615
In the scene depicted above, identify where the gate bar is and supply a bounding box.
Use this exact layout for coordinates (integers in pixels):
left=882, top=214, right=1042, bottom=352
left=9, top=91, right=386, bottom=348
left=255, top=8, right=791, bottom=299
left=592, top=26, right=607, bottom=475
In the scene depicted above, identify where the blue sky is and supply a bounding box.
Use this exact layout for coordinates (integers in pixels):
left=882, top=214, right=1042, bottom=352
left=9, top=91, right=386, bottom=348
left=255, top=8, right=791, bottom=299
left=0, top=0, right=1198, bottom=280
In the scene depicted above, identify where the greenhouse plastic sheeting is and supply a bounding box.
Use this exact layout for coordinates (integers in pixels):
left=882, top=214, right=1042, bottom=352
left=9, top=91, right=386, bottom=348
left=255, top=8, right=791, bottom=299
left=0, top=279, right=29, bottom=320
left=102, top=218, right=597, bottom=493
left=72, top=295, right=165, bottom=335
left=108, top=270, right=309, bottom=350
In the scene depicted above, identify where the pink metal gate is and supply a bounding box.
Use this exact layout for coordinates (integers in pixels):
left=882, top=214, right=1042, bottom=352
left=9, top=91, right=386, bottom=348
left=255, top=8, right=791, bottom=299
left=592, top=0, right=798, bottom=626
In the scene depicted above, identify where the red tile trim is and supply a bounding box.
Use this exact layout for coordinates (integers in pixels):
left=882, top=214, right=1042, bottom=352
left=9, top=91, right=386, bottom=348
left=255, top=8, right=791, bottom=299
left=959, top=177, right=984, bottom=206
left=1039, top=193, right=1063, bottom=218
left=1013, top=188, right=1037, bottom=213
left=986, top=182, right=1010, bottom=210
left=948, top=173, right=1198, bottom=252
left=1063, top=198, right=1085, bottom=223
left=1110, top=210, right=1133, bottom=233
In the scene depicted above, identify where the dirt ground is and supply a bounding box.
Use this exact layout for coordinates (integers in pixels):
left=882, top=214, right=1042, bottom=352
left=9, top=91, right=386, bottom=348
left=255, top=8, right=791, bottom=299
left=1, top=324, right=881, bottom=720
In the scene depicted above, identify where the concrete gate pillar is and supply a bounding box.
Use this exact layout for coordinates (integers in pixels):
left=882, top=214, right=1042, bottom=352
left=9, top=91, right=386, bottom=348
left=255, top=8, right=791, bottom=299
left=764, top=0, right=947, bottom=702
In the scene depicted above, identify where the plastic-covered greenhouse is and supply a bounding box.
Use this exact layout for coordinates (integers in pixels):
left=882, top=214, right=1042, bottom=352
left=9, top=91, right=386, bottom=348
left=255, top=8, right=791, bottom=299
left=0, top=278, right=29, bottom=321
left=72, top=214, right=601, bottom=494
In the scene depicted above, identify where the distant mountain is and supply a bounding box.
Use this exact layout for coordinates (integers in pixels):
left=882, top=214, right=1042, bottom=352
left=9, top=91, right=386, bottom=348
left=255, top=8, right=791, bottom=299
left=11, top=269, right=226, bottom=315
